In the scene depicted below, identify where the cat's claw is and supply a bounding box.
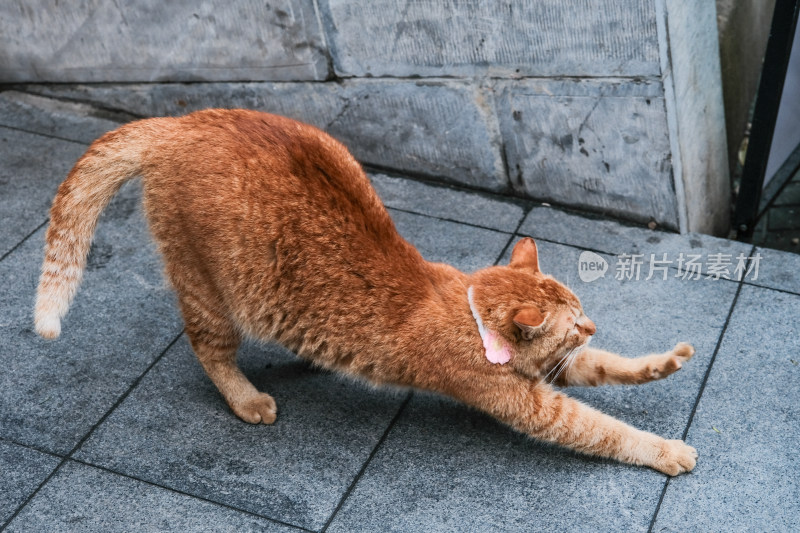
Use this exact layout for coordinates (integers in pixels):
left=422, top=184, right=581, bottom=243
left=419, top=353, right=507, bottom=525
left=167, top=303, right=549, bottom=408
left=232, top=393, right=278, bottom=425
left=654, top=439, right=698, bottom=476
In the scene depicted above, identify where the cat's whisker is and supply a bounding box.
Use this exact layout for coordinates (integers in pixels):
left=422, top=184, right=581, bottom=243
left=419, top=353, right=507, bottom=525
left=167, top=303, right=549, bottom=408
left=562, top=347, right=581, bottom=380
left=549, top=355, right=572, bottom=385
left=552, top=340, right=589, bottom=384
left=542, top=352, right=570, bottom=383
left=560, top=351, right=576, bottom=382
left=550, top=346, right=578, bottom=384
left=543, top=346, right=576, bottom=383
left=565, top=341, right=590, bottom=378
left=564, top=345, right=584, bottom=380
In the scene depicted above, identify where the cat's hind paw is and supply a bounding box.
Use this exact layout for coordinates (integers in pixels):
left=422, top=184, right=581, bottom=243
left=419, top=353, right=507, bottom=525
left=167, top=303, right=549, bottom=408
left=232, top=393, right=278, bottom=424
left=654, top=439, right=698, bottom=476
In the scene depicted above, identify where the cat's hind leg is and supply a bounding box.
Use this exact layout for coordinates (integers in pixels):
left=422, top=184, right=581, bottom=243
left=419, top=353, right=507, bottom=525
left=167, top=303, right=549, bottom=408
left=179, top=294, right=277, bottom=424
left=550, top=343, right=695, bottom=387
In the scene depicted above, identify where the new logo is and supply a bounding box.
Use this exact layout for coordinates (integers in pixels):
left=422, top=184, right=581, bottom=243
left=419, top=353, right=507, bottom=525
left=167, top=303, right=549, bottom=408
left=578, top=251, right=608, bottom=282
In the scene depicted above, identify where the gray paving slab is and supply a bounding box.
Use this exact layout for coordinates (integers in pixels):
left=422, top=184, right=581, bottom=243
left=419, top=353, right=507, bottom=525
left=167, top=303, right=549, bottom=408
left=0, top=440, right=61, bottom=525
left=370, top=173, right=525, bottom=233
left=0, top=126, right=87, bottom=258
left=0, top=90, right=122, bottom=144
left=0, top=182, right=183, bottom=454
left=327, top=240, right=739, bottom=532
left=6, top=461, right=298, bottom=532
left=73, top=337, right=405, bottom=531
left=773, top=180, right=800, bottom=206
left=328, top=390, right=661, bottom=533
left=653, top=285, right=800, bottom=532
left=388, top=209, right=510, bottom=273
left=750, top=246, right=800, bottom=294
left=766, top=206, right=800, bottom=230
left=520, top=206, right=753, bottom=278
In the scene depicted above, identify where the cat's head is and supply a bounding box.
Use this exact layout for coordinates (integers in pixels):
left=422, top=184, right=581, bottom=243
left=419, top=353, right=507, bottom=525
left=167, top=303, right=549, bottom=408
left=468, top=237, right=595, bottom=379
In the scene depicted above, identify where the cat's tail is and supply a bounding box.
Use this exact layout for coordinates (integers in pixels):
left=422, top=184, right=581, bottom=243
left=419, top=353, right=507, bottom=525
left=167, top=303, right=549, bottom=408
left=34, top=119, right=163, bottom=339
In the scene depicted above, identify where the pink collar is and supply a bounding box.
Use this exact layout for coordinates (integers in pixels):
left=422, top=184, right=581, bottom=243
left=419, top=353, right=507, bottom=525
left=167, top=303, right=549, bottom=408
left=467, top=286, right=512, bottom=365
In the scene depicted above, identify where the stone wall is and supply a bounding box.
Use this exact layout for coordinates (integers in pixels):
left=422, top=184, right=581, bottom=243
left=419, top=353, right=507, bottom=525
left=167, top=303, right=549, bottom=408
left=0, top=0, right=731, bottom=234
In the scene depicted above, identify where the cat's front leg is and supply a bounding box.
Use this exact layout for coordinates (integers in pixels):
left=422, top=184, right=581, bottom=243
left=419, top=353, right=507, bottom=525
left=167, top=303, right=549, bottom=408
left=463, top=374, right=697, bottom=475
left=551, top=343, right=695, bottom=387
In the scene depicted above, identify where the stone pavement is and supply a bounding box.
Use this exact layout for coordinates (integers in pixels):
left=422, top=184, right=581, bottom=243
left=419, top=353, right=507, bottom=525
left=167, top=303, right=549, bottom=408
left=0, top=90, right=798, bottom=532
left=753, top=171, right=800, bottom=253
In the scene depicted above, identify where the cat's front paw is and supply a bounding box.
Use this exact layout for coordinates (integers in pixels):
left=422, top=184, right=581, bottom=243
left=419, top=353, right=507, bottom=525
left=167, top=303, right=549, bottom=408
left=232, top=393, right=278, bottom=424
left=672, top=342, right=695, bottom=363
left=645, top=342, right=695, bottom=381
left=654, top=439, right=698, bottom=476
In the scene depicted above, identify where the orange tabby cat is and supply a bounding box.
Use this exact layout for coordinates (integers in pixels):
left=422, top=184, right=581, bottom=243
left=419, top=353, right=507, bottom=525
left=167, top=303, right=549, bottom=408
left=34, top=109, right=697, bottom=476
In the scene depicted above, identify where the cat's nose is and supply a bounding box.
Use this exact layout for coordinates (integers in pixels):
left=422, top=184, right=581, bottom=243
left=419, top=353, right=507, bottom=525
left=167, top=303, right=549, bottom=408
left=577, top=317, right=596, bottom=336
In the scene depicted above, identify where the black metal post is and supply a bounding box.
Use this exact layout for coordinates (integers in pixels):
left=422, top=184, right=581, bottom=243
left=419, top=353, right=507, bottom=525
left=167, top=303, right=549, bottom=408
left=734, top=0, right=800, bottom=240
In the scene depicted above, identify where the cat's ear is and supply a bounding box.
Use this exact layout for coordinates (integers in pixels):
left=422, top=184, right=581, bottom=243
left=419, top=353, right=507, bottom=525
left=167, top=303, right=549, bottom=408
left=513, top=307, right=546, bottom=340
left=509, top=237, right=540, bottom=273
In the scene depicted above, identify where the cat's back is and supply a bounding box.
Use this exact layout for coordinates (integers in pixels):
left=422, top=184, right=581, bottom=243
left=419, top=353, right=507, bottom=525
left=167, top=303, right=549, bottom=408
left=146, top=109, right=375, bottom=200
left=142, top=108, right=394, bottom=237
left=139, top=109, right=427, bottom=346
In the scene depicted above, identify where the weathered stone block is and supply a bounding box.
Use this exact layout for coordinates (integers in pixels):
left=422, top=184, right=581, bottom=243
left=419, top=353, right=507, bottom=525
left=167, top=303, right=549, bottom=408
left=326, top=81, right=506, bottom=190
left=0, top=0, right=329, bottom=82
left=319, top=0, right=660, bottom=77
left=369, top=173, right=525, bottom=232
left=498, top=79, right=679, bottom=228
left=22, top=81, right=508, bottom=190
